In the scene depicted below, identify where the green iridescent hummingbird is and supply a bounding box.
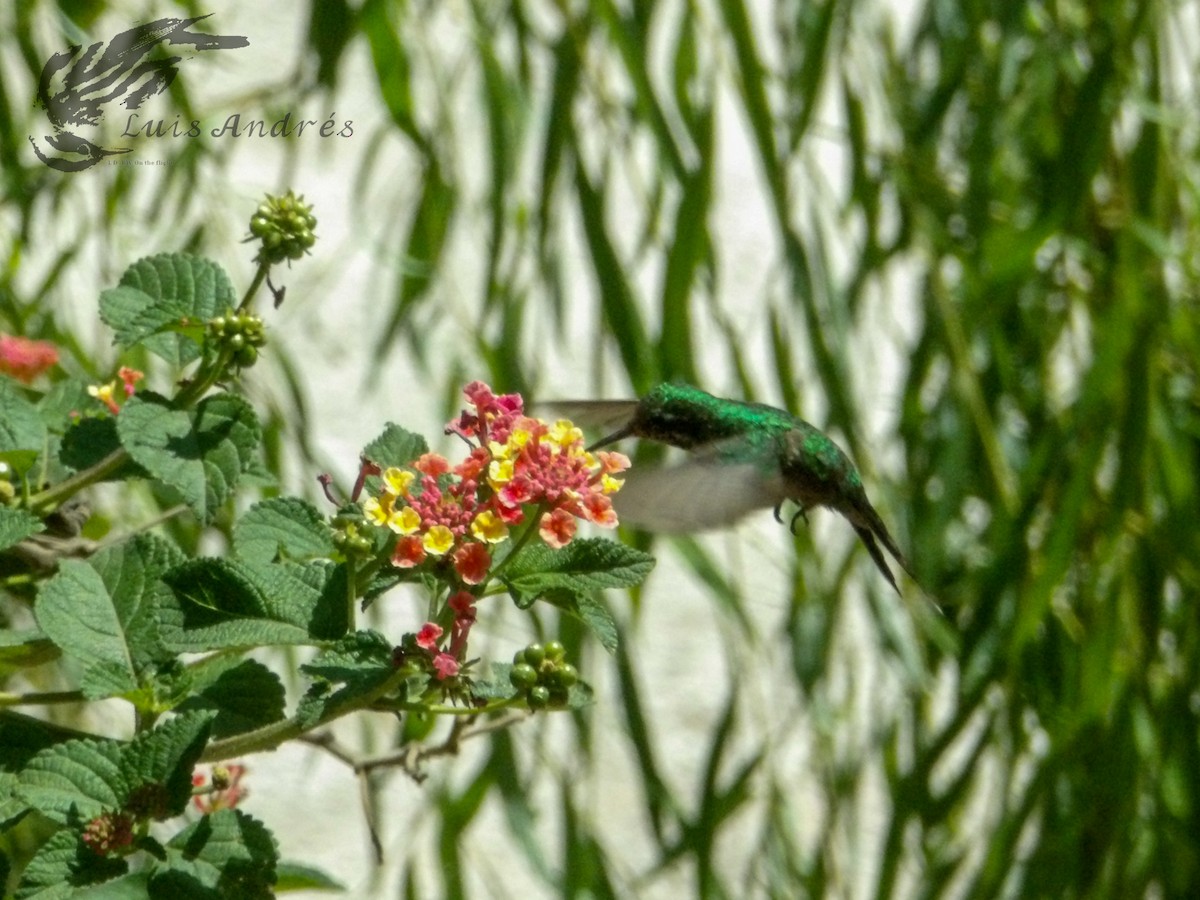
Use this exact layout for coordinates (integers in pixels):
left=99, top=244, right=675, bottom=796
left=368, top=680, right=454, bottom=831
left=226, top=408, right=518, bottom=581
left=551, top=383, right=916, bottom=594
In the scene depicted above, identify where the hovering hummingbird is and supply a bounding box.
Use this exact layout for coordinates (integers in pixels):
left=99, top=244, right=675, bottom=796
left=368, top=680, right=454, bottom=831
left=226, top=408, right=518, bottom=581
left=548, top=383, right=916, bottom=594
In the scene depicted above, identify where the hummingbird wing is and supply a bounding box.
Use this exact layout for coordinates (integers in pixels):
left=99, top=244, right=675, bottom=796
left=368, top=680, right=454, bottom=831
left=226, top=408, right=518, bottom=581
left=613, top=457, right=785, bottom=531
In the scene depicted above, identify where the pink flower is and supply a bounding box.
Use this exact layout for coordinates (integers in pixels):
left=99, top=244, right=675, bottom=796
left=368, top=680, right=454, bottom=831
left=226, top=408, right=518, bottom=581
left=431, top=652, right=460, bottom=680
left=415, top=622, right=443, bottom=650
left=0, top=335, right=58, bottom=383
left=452, top=541, right=491, bottom=585
left=579, top=491, right=618, bottom=527
left=539, top=508, right=577, bottom=548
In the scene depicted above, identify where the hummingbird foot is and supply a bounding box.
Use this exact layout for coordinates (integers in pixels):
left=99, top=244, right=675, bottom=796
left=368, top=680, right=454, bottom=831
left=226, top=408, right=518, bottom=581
left=773, top=502, right=809, bottom=534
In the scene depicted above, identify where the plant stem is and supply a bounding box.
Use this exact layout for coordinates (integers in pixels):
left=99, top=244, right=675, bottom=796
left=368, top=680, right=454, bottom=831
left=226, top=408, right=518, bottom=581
left=28, top=449, right=129, bottom=513
left=200, top=664, right=414, bottom=762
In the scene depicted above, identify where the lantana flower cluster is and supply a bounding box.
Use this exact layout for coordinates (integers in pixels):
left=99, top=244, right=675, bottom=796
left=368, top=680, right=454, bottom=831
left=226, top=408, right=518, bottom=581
left=363, top=381, right=629, bottom=680
left=365, top=381, right=628, bottom=585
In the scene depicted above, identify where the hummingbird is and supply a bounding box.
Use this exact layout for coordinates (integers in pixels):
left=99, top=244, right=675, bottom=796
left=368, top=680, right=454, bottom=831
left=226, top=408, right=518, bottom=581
left=548, top=383, right=916, bottom=594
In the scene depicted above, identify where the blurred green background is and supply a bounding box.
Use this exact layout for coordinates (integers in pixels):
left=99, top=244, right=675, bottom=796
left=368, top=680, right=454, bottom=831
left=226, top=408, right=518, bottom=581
left=3, top=0, right=1199, bottom=897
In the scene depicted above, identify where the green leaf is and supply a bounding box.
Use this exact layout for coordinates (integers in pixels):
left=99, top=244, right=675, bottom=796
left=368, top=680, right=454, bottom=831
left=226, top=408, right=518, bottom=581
left=158, top=558, right=346, bottom=652
left=99, top=253, right=235, bottom=365
left=295, top=629, right=397, bottom=728
left=571, top=594, right=619, bottom=654
left=0, top=378, right=47, bottom=458
left=176, top=658, right=286, bottom=739
left=0, top=506, right=44, bottom=551
left=152, top=809, right=277, bottom=899
left=14, top=828, right=128, bottom=899
left=501, top=538, right=655, bottom=603
left=233, top=497, right=335, bottom=565
left=16, top=737, right=128, bottom=826
left=16, top=712, right=214, bottom=827
left=0, top=710, right=94, bottom=827
left=34, top=536, right=183, bottom=699
left=361, top=423, right=429, bottom=470
left=117, top=393, right=261, bottom=522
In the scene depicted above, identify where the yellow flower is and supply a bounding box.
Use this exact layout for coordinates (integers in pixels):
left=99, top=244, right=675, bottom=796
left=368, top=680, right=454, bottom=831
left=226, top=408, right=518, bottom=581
left=382, top=467, right=415, bottom=497
left=600, top=473, right=623, bottom=494
left=388, top=505, right=421, bottom=535
left=470, top=509, right=509, bottom=544
left=548, top=420, right=583, bottom=450
left=488, top=457, right=514, bottom=487
left=363, top=496, right=391, bottom=527
left=422, top=525, right=455, bottom=555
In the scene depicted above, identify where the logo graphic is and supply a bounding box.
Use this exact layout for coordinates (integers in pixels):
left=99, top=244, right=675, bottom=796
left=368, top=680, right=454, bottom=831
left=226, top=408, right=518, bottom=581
left=29, top=14, right=248, bottom=172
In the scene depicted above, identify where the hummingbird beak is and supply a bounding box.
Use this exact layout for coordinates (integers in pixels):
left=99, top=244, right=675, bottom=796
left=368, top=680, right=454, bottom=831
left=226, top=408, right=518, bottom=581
left=587, top=424, right=636, bottom=452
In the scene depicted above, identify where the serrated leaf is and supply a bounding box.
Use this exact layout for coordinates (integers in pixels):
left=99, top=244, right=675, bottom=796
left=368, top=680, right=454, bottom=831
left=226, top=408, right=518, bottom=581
left=153, top=809, right=277, bottom=899
left=573, top=594, right=619, bottom=654
left=14, top=829, right=128, bottom=899
left=121, top=712, right=215, bottom=813
left=362, top=423, right=429, bottom=470
left=117, top=393, right=261, bottom=522
left=0, top=379, right=47, bottom=458
left=0, top=710, right=92, bottom=827
left=501, top=538, right=655, bottom=603
left=0, top=506, right=44, bottom=551
left=16, top=712, right=214, bottom=827
left=158, top=558, right=346, bottom=652
left=35, top=537, right=182, bottom=699
left=99, top=254, right=235, bottom=365
left=300, top=629, right=394, bottom=681
left=176, top=659, right=286, bottom=739
left=233, top=497, right=335, bottom=564
left=16, top=738, right=127, bottom=825
left=295, top=630, right=397, bottom=729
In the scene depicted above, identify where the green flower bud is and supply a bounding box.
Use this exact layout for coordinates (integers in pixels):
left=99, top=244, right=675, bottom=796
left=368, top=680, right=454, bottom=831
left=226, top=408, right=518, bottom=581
left=523, top=643, right=545, bottom=667
left=509, top=663, right=538, bottom=690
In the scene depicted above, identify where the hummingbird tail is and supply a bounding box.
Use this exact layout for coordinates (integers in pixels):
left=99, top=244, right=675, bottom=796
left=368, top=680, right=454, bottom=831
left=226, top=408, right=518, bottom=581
left=853, top=525, right=901, bottom=595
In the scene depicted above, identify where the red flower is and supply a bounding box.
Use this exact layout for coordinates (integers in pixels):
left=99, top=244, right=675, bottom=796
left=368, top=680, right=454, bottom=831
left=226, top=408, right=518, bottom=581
left=448, top=590, right=476, bottom=617
left=392, top=535, right=426, bottom=568
left=0, top=334, right=58, bottom=383
left=452, top=541, right=491, bottom=585
left=416, top=622, right=443, bottom=650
